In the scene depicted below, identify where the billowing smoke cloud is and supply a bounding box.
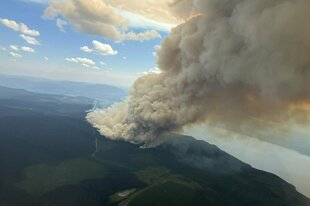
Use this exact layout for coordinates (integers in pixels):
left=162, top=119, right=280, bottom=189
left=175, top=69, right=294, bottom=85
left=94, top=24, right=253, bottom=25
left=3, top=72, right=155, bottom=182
left=87, top=0, right=310, bottom=145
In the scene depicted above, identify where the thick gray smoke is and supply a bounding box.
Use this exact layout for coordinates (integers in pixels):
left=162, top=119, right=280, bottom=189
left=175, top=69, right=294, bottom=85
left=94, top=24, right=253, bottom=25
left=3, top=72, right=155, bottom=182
left=87, top=0, right=310, bottom=145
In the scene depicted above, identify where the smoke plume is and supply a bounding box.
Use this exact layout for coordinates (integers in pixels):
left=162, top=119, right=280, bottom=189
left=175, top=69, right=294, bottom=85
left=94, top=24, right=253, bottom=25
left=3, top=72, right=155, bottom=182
left=87, top=0, right=310, bottom=145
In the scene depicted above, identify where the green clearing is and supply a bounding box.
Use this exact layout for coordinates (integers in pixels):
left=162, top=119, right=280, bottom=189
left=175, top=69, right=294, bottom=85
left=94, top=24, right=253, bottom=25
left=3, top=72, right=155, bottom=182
left=16, top=158, right=106, bottom=196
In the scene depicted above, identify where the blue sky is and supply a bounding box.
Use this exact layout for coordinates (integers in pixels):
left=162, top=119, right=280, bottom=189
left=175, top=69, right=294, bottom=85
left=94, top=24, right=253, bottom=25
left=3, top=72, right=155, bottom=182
left=0, top=0, right=170, bottom=87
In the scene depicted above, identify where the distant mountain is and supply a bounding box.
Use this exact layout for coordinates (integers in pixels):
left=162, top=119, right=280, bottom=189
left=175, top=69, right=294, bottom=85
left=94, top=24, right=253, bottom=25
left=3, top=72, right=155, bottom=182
left=0, top=86, right=93, bottom=118
left=0, top=87, right=309, bottom=206
left=0, top=75, right=127, bottom=102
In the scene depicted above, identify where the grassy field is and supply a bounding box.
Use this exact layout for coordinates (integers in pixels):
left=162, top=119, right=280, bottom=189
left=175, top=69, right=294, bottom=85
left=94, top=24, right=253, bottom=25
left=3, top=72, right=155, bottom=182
left=16, top=158, right=106, bottom=196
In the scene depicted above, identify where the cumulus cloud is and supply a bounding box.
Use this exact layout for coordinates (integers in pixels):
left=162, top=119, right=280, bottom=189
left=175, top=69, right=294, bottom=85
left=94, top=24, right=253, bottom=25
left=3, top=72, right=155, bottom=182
left=10, top=45, right=35, bottom=53
left=80, top=46, right=92, bottom=53
left=81, top=40, right=118, bottom=56
left=44, top=57, right=49, bottom=61
left=20, top=34, right=40, bottom=45
left=66, top=57, right=95, bottom=67
left=43, top=0, right=161, bottom=42
left=0, top=18, right=40, bottom=36
left=87, top=0, right=310, bottom=145
left=9, top=52, right=23, bottom=58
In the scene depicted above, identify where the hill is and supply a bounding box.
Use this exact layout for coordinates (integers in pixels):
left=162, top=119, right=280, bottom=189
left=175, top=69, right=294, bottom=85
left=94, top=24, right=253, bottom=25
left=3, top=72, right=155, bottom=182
left=0, top=75, right=127, bottom=102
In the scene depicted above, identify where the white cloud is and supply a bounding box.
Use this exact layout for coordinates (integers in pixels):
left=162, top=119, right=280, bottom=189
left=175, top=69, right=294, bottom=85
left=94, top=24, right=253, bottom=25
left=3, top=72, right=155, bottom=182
left=20, top=34, right=40, bottom=45
left=9, top=52, right=23, bottom=58
left=80, top=46, right=93, bottom=53
left=43, top=0, right=162, bottom=42
left=153, top=44, right=161, bottom=56
left=0, top=18, right=40, bottom=36
left=66, top=58, right=78, bottom=63
left=21, top=46, right=35, bottom=53
left=142, top=67, right=161, bottom=75
left=92, top=40, right=118, bottom=55
left=81, top=40, right=118, bottom=56
left=44, top=57, right=49, bottom=61
left=10, top=45, right=19, bottom=51
left=121, top=30, right=161, bottom=42
left=56, top=18, right=67, bottom=32
left=66, top=57, right=95, bottom=66
left=10, top=45, right=35, bottom=53
left=100, top=61, right=106, bottom=66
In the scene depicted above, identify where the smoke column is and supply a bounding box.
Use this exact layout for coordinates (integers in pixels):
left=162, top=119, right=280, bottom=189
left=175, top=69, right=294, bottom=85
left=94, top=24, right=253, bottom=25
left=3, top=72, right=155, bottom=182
left=87, top=0, right=310, bottom=145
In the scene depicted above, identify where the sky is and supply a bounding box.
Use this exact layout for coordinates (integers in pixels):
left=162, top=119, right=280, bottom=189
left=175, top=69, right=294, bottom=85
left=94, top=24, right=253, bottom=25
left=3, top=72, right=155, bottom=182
left=0, top=0, right=173, bottom=87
